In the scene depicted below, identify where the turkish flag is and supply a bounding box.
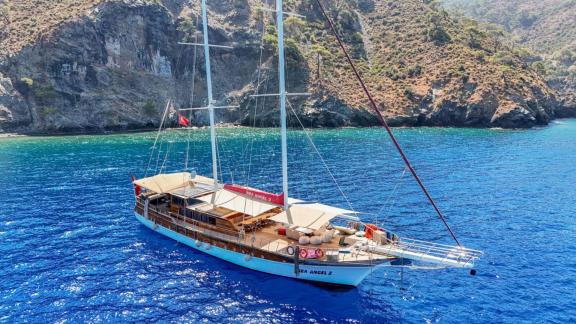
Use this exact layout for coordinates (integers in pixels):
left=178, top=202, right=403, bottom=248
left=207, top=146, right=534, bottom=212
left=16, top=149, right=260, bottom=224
left=178, top=113, right=190, bottom=127
left=132, top=175, right=141, bottom=196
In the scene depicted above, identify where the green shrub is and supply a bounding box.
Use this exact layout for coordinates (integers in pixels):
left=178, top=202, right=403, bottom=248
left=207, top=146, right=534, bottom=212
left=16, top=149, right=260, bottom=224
left=32, top=83, right=56, bottom=104
left=464, top=26, right=484, bottom=49
left=557, top=49, right=576, bottom=66
left=428, top=26, right=451, bottom=44
left=177, top=17, right=196, bottom=42
left=499, top=65, right=514, bottom=74
left=408, top=64, right=423, bottom=77
left=285, top=38, right=304, bottom=69
left=426, top=11, right=452, bottom=45
left=263, top=33, right=278, bottom=50
left=41, top=107, right=57, bottom=116
left=490, top=51, right=515, bottom=66
left=404, top=87, right=416, bottom=100
left=383, top=66, right=404, bottom=80
left=531, top=61, right=547, bottom=76
left=143, top=100, right=156, bottom=115
left=20, top=77, right=33, bottom=87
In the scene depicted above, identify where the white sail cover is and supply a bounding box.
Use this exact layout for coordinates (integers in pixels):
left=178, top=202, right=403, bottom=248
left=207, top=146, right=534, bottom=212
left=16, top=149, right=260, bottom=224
left=269, top=204, right=350, bottom=230
left=133, top=172, right=191, bottom=194
left=196, top=189, right=278, bottom=217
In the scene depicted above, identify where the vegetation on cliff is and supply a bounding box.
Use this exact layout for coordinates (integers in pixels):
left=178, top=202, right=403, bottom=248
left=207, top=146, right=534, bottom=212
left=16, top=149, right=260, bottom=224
left=0, top=0, right=572, bottom=133
left=442, top=0, right=576, bottom=111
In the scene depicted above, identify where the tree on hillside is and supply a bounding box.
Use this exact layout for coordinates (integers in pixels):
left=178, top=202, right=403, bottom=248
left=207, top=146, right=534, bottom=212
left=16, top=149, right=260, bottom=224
left=485, top=24, right=504, bottom=52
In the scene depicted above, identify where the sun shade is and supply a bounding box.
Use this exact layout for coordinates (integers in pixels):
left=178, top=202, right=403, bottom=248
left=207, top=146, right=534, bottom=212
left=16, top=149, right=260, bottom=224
left=196, top=189, right=278, bottom=217
left=269, top=204, right=351, bottom=230
left=134, top=173, right=217, bottom=195
left=133, top=172, right=192, bottom=194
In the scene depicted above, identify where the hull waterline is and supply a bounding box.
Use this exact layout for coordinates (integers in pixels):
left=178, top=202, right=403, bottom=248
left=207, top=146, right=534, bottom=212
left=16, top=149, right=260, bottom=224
left=135, top=213, right=379, bottom=286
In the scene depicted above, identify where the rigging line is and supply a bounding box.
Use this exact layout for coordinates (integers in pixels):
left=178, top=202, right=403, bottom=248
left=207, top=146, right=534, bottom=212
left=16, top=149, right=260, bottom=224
left=160, top=103, right=177, bottom=174
left=160, top=133, right=172, bottom=174
left=314, top=0, right=461, bottom=246
left=286, top=99, right=356, bottom=213
left=247, top=2, right=270, bottom=186
left=154, top=125, right=168, bottom=174
left=375, top=167, right=407, bottom=227
left=186, top=21, right=200, bottom=171
left=377, top=167, right=408, bottom=216
left=146, top=99, right=171, bottom=176
left=154, top=103, right=176, bottom=175
left=215, top=134, right=228, bottom=184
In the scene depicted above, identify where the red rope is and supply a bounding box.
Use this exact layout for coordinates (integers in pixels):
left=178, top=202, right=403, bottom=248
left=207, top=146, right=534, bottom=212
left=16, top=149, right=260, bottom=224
left=314, top=0, right=461, bottom=246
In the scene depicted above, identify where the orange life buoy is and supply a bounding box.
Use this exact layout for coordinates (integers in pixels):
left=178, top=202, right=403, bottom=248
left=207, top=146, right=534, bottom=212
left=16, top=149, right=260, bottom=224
left=299, top=249, right=308, bottom=259
left=315, top=248, right=324, bottom=258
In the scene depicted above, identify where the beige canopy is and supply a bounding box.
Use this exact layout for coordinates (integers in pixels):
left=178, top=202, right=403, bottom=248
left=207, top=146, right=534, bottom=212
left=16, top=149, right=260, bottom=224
left=196, top=189, right=278, bottom=217
left=134, top=172, right=192, bottom=194
left=134, top=173, right=217, bottom=194
left=269, top=204, right=352, bottom=230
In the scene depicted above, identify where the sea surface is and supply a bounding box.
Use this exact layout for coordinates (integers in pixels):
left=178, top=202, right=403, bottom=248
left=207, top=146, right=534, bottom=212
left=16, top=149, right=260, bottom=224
left=1, top=120, right=575, bottom=323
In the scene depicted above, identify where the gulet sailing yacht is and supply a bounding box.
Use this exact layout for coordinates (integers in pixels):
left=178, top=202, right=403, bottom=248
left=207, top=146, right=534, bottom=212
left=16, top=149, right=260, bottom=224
left=132, top=0, right=482, bottom=286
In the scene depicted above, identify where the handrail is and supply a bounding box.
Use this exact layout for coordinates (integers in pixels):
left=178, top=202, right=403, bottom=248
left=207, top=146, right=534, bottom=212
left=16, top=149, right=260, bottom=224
left=136, top=201, right=378, bottom=264
left=366, top=235, right=482, bottom=268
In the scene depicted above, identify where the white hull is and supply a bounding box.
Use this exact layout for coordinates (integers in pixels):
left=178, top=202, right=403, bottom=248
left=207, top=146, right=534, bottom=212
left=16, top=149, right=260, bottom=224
left=136, top=213, right=379, bottom=286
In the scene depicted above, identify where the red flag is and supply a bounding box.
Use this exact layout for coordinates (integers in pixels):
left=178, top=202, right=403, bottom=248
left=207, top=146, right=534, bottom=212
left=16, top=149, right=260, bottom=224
left=178, top=113, right=190, bottom=127
left=132, top=175, right=141, bottom=196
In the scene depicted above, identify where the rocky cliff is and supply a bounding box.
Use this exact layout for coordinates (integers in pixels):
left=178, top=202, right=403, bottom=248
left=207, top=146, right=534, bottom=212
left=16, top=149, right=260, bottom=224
left=442, top=0, right=576, bottom=118
left=0, top=0, right=573, bottom=133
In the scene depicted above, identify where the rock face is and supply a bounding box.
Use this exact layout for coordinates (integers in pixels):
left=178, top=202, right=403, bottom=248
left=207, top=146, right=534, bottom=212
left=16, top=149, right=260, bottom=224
left=0, top=0, right=573, bottom=133
left=441, top=0, right=576, bottom=120
left=0, top=74, right=30, bottom=131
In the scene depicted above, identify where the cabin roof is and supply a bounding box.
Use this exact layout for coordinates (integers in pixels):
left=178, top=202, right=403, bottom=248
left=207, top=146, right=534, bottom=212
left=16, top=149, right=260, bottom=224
left=269, top=204, right=355, bottom=230
left=134, top=173, right=215, bottom=195
left=196, top=189, right=279, bottom=217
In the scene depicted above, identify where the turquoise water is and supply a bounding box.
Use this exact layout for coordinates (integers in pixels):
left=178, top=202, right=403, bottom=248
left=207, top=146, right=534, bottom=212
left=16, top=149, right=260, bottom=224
left=1, top=120, right=575, bottom=322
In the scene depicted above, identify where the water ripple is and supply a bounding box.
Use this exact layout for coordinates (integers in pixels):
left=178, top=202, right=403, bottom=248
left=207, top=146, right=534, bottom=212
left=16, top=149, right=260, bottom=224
left=1, top=123, right=576, bottom=322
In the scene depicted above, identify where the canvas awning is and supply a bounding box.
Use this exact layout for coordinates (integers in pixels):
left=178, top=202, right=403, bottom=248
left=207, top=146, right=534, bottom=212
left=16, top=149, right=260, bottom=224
left=196, top=189, right=278, bottom=217
left=134, top=173, right=218, bottom=195
left=133, top=172, right=191, bottom=194
left=268, top=204, right=353, bottom=230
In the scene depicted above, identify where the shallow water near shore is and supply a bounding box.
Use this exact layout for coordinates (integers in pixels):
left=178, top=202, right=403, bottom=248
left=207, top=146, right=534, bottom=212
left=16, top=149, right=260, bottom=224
left=1, top=121, right=575, bottom=322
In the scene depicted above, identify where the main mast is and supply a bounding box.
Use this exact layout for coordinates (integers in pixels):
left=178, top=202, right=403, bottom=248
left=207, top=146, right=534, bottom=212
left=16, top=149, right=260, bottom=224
left=201, top=0, right=219, bottom=189
left=276, top=0, right=290, bottom=214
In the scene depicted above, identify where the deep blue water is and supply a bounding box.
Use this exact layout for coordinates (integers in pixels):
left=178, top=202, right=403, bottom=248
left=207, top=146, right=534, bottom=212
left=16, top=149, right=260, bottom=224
left=1, top=120, right=575, bottom=323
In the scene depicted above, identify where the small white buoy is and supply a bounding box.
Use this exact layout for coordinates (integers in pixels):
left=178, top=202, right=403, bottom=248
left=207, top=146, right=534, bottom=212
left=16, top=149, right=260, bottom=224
left=244, top=254, right=252, bottom=261
left=152, top=223, right=158, bottom=230
left=205, top=244, right=211, bottom=250
left=195, top=240, right=202, bottom=247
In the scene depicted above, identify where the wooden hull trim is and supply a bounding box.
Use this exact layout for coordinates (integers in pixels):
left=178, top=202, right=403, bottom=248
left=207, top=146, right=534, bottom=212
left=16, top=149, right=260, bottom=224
left=135, top=213, right=386, bottom=286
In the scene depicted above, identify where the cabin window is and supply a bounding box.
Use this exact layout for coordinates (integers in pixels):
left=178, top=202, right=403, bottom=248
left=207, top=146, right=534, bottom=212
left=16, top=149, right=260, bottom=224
left=184, top=209, right=216, bottom=226
left=186, top=198, right=203, bottom=206
left=172, top=196, right=185, bottom=206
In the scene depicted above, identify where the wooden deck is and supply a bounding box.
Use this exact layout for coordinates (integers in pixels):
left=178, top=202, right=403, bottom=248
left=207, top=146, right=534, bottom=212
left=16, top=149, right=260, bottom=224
left=137, top=197, right=393, bottom=263
left=247, top=222, right=392, bottom=262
